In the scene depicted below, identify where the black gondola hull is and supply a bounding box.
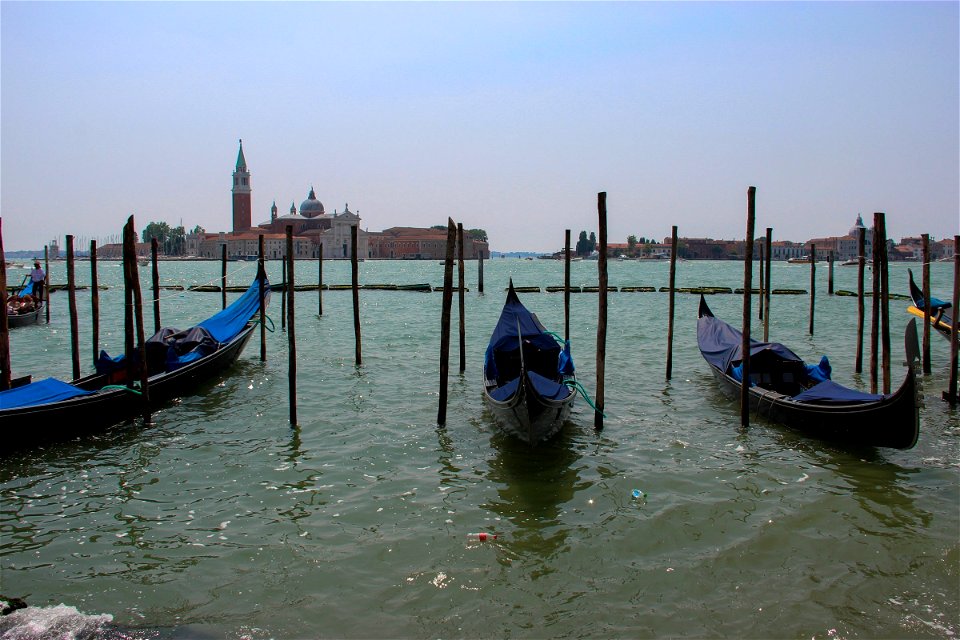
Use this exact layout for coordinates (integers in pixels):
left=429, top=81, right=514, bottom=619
left=0, top=324, right=256, bottom=450
left=483, top=373, right=574, bottom=445
left=6, top=306, right=43, bottom=328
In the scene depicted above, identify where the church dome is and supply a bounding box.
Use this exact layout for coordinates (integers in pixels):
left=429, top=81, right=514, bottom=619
left=299, top=187, right=325, bottom=218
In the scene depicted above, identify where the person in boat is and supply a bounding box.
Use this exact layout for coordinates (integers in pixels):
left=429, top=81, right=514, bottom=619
left=17, top=294, right=36, bottom=313
left=5, top=294, right=22, bottom=314
left=29, top=261, right=45, bottom=301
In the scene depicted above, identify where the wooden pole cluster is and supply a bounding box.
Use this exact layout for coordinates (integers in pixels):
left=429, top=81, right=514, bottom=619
left=286, top=226, right=297, bottom=426
left=666, top=225, right=678, bottom=380
left=740, top=187, right=757, bottom=428
left=595, top=192, right=608, bottom=431
left=855, top=227, right=866, bottom=374
left=66, top=235, right=80, bottom=380
left=763, top=227, right=772, bottom=342
left=870, top=212, right=891, bottom=393
left=944, top=235, right=959, bottom=404
left=351, top=225, right=362, bottom=366
left=808, top=243, right=816, bottom=335
left=91, top=240, right=100, bottom=366
left=152, top=237, right=161, bottom=332
left=122, top=216, right=150, bottom=423
left=437, top=218, right=457, bottom=426
left=0, top=218, right=10, bottom=390
left=921, top=234, right=931, bottom=374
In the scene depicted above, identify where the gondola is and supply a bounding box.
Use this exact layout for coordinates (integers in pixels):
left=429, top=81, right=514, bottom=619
left=0, top=275, right=270, bottom=450
left=907, top=268, right=956, bottom=343
left=696, top=295, right=919, bottom=449
left=482, top=280, right=576, bottom=444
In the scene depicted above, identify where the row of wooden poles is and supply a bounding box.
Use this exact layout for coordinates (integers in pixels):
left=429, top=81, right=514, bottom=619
left=3, top=201, right=958, bottom=432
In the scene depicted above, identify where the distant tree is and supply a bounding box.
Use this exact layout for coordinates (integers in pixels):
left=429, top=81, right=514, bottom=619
left=142, top=221, right=171, bottom=247
left=588, top=232, right=597, bottom=253
left=431, top=224, right=447, bottom=230
left=627, top=235, right=638, bottom=255
left=576, top=230, right=590, bottom=256
left=190, top=225, right=205, bottom=235
left=166, top=225, right=186, bottom=256
left=466, top=228, right=488, bottom=242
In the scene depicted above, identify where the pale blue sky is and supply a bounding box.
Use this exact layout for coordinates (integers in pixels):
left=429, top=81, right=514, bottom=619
left=2, top=1, right=957, bottom=252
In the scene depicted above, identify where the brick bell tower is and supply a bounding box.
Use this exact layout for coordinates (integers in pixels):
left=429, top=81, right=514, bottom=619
left=232, top=139, right=252, bottom=233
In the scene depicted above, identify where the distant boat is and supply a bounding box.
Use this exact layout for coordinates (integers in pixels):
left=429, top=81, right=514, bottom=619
left=788, top=256, right=816, bottom=264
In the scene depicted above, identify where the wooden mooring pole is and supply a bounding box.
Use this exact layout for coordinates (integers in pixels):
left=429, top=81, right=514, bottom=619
left=437, top=218, right=457, bottom=426
left=763, top=227, right=772, bottom=342
left=478, top=251, right=484, bottom=294
left=44, top=246, right=50, bottom=324
left=286, top=226, right=297, bottom=426
left=351, top=225, right=362, bottom=366
left=758, top=244, right=764, bottom=321
left=808, top=243, right=816, bottom=335
left=258, top=234, right=266, bottom=362
left=564, top=229, right=571, bottom=342
left=741, top=187, right=757, bottom=428
left=66, top=235, right=80, bottom=380
left=828, top=250, right=834, bottom=295
left=921, top=234, right=931, bottom=374
left=870, top=214, right=881, bottom=393
left=221, top=244, right=228, bottom=310
left=457, top=223, right=465, bottom=374
left=91, top=240, right=100, bottom=367
left=151, top=237, right=161, bottom=332
left=855, top=227, right=866, bottom=374
left=0, top=218, right=10, bottom=390
left=943, top=235, right=959, bottom=404
left=281, top=257, right=287, bottom=331
left=124, top=217, right=150, bottom=423
left=878, top=214, right=891, bottom=394
left=666, top=225, right=678, bottom=380
left=318, top=243, right=323, bottom=316
left=595, top=192, right=608, bottom=431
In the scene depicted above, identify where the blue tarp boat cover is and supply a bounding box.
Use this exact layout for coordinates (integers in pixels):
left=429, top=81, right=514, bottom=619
left=527, top=370, right=573, bottom=401
left=484, top=284, right=573, bottom=382
left=488, top=377, right=520, bottom=402
left=793, top=380, right=885, bottom=404
left=698, top=297, right=884, bottom=405
left=96, top=277, right=269, bottom=374
left=0, top=377, right=93, bottom=410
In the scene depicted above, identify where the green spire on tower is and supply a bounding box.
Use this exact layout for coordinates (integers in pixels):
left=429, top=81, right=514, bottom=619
left=236, top=139, right=247, bottom=171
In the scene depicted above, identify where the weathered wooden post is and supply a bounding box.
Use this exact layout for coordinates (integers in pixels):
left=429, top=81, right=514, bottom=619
left=478, top=250, right=484, bottom=294
left=66, top=235, right=80, bottom=380
left=221, top=243, right=228, bottom=310
left=878, top=215, right=891, bottom=394
left=870, top=214, right=881, bottom=393
left=286, top=226, right=297, bottom=426
left=457, top=223, right=466, bottom=374
left=281, top=257, right=287, bottom=331
left=855, top=227, right=866, bottom=373
left=91, top=240, right=100, bottom=367
left=944, top=235, right=959, bottom=404
left=808, top=243, right=816, bottom=335
left=564, top=229, right=571, bottom=342
left=666, top=225, right=678, bottom=380
left=921, top=234, right=931, bottom=374
left=351, top=225, right=362, bottom=366
left=318, top=243, right=323, bottom=316
left=763, top=227, right=772, bottom=342
left=151, top=237, right=161, bottom=333
left=258, top=234, right=266, bottom=362
left=828, top=250, right=834, bottom=295
left=124, top=217, right=150, bottom=423
left=44, top=246, right=50, bottom=324
left=437, top=218, right=457, bottom=426
left=741, top=187, right=757, bottom=428
left=595, top=192, right=608, bottom=431
left=758, top=244, right=764, bottom=321
left=0, top=218, right=10, bottom=390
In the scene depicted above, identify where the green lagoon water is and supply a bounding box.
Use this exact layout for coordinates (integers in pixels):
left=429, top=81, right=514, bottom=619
left=1, top=258, right=957, bottom=639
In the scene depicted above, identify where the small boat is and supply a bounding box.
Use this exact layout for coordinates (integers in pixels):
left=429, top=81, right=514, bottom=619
left=907, top=268, right=956, bottom=343
left=787, top=256, right=816, bottom=264
left=697, top=296, right=919, bottom=449
left=6, top=303, right=43, bottom=328
left=0, top=274, right=270, bottom=450
left=840, top=258, right=872, bottom=267
left=483, top=280, right=576, bottom=444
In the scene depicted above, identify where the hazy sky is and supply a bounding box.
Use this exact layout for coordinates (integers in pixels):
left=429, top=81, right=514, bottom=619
left=2, top=1, right=957, bottom=253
